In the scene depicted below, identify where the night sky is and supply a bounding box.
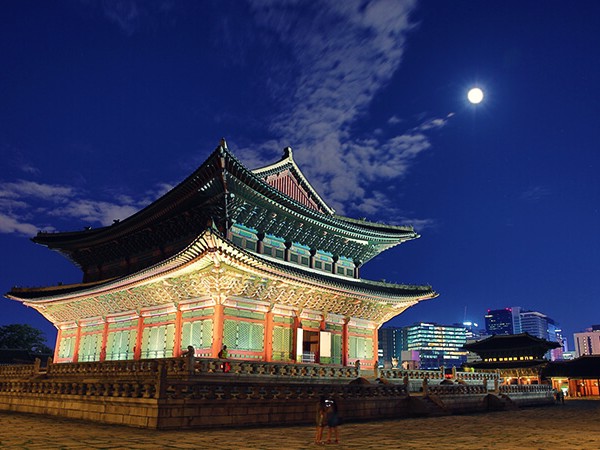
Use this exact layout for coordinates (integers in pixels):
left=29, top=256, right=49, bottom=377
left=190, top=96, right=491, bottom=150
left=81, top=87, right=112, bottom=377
left=2, top=1, right=599, bottom=350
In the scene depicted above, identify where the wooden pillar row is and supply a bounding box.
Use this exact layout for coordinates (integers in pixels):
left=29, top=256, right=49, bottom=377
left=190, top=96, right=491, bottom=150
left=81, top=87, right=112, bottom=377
left=134, top=314, right=144, bottom=360
left=173, top=307, right=183, bottom=357
left=264, top=307, right=274, bottom=362
left=99, top=320, right=109, bottom=362
left=72, top=323, right=82, bottom=363
left=342, top=318, right=349, bottom=366
left=53, top=327, right=63, bottom=362
left=372, top=324, right=379, bottom=369
left=212, top=301, right=225, bottom=358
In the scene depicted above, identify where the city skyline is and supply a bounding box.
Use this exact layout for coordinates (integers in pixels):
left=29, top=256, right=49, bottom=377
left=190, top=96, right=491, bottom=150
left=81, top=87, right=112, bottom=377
left=2, top=1, right=600, bottom=347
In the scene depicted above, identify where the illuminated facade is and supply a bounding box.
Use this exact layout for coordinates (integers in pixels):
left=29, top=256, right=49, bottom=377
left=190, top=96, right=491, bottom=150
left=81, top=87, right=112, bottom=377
left=7, top=141, right=436, bottom=369
left=573, top=327, right=600, bottom=357
left=403, top=322, right=467, bottom=370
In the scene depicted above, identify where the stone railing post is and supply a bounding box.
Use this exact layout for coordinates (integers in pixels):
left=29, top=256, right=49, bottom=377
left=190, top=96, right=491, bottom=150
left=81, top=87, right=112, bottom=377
left=422, top=377, right=428, bottom=396
left=185, top=345, right=195, bottom=375
left=156, top=362, right=167, bottom=399
left=33, top=358, right=41, bottom=375
left=483, top=377, right=488, bottom=392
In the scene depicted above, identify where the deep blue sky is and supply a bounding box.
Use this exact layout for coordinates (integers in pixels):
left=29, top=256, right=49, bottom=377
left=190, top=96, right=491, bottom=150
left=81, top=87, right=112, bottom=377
left=2, top=1, right=599, bottom=350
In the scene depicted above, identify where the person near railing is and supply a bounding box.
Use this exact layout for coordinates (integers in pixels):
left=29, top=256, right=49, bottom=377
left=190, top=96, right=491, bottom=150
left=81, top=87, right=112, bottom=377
left=315, top=396, right=327, bottom=445
left=218, top=345, right=230, bottom=373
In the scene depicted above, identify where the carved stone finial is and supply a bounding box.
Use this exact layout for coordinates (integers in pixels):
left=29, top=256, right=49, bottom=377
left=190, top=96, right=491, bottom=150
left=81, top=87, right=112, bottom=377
left=283, top=146, right=293, bottom=159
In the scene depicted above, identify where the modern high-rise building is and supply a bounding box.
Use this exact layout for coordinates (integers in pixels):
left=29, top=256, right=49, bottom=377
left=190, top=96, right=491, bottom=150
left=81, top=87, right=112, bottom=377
left=484, top=307, right=522, bottom=335
left=574, top=328, right=600, bottom=357
left=520, top=310, right=551, bottom=340
left=403, top=322, right=468, bottom=370
left=378, top=326, right=405, bottom=366
left=485, top=307, right=562, bottom=360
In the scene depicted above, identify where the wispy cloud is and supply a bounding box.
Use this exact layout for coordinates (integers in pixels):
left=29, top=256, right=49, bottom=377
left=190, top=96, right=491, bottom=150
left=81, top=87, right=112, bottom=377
left=241, top=0, right=452, bottom=219
left=520, top=185, right=551, bottom=202
left=0, top=180, right=74, bottom=201
left=86, top=0, right=175, bottom=36
left=48, top=200, right=140, bottom=226
left=0, top=213, right=50, bottom=236
left=0, top=179, right=170, bottom=235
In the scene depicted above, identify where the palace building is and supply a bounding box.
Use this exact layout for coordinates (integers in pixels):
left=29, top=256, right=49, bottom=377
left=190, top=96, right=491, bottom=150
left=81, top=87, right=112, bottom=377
left=7, top=140, right=436, bottom=369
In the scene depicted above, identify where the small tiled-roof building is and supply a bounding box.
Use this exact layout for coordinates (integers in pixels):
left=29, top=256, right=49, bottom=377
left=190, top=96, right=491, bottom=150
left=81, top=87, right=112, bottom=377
left=543, top=356, right=600, bottom=397
left=463, top=333, right=560, bottom=384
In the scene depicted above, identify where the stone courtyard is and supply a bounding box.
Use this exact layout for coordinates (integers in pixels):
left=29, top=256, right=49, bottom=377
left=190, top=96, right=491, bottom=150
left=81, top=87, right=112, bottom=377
left=1, top=398, right=598, bottom=449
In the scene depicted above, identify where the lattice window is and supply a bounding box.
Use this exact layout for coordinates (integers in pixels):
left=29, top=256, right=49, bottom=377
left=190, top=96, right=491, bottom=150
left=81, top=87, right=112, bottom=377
left=58, top=336, right=75, bottom=360
left=272, top=326, right=292, bottom=361
left=331, top=334, right=342, bottom=365
left=181, top=319, right=213, bottom=349
left=142, top=324, right=175, bottom=359
left=78, top=333, right=102, bottom=362
left=224, top=319, right=264, bottom=351
left=106, top=329, right=134, bottom=361
left=349, top=336, right=373, bottom=359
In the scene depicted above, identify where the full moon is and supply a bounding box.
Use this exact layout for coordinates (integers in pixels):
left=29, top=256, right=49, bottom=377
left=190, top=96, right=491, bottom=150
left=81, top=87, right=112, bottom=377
left=467, top=87, right=484, bottom=104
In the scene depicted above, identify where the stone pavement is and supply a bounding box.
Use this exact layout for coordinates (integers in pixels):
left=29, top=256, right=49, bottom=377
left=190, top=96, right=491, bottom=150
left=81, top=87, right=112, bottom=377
left=1, top=399, right=599, bottom=449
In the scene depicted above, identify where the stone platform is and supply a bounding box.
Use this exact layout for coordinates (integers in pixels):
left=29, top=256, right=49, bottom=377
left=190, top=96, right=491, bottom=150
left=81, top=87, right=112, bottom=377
left=0, top=399, right=598, bottom=449
left=0, top=357, right=554, bottom=429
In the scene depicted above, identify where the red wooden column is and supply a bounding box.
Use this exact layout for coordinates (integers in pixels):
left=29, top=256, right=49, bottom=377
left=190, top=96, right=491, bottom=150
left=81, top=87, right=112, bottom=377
left=372, top=325, right=379, bottom=369
left=292, top=313, right=301, bottom=363
left=264, top=308, right=274, bottom=362
left=173, top=308, right=183, bottom=357
left=211, top=301, right=225, bottom=357
left=134, top=314, right=144, bottom=360
left=53, top=327, right=62, bottom=362
left=72, top=323, right=82, bottom=363
left=342, top=318, right=349, bottom=366
left=99, top=320, right=109, bottom=362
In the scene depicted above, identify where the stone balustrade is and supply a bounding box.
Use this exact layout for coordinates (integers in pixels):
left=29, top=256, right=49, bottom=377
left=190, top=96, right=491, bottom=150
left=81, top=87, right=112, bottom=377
left=427, top=384, right=487, bottom=396
left=191, top=358, right=359, bottom=380
left=45, top=359, right=161, bottom=378
left=163, top=380, right=407, bottom=401
left=36, top=358, right=360, bottom=381
left=454, top=371, right=499, bottom=382
left=0, top=373, right=406, bottom=402
left=499, top=384, right=552, bottom=394
left=378, top=368, right=444, bottom=381
left=0, top=377, right=161, bottom=399
left=0, top=363, right=38, bottom=379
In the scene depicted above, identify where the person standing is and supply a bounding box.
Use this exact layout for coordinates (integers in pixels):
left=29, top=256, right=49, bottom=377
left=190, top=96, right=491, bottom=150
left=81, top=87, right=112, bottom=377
left=218, top=344, right=230, bottom=373
left=325, top=398, right=340, bottom=444
left=315, top=396, right=327, bottom=445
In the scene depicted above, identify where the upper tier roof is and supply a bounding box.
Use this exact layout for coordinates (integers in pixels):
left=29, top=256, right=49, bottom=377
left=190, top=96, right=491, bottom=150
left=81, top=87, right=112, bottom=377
left=32, top=140, right=419, bottom=274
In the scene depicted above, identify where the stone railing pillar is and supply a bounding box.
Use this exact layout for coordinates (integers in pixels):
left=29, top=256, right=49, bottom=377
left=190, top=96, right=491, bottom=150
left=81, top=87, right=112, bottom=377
left=185, top=345, right=195, bottom=375
left=156, top=362, right=167, bottom=399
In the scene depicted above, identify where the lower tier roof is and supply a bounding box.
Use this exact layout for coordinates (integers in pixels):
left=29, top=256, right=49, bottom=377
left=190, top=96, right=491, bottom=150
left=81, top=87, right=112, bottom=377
left=7, top=228, right=436, bottom=325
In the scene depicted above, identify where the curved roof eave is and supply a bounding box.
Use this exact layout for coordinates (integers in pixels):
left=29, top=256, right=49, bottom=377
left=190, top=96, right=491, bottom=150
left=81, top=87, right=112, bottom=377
left=8, top=228, right=436, bottom=305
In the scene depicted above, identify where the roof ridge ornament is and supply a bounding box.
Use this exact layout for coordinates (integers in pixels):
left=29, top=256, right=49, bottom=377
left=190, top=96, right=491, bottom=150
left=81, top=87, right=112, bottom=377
left=283, top=146, right=293, bottom=160
left=219, top=137, right=228, bottom=150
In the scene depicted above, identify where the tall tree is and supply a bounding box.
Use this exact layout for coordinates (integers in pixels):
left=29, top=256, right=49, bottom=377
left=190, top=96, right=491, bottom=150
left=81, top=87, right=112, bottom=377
left=0, top=324, right=52, bottom=353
